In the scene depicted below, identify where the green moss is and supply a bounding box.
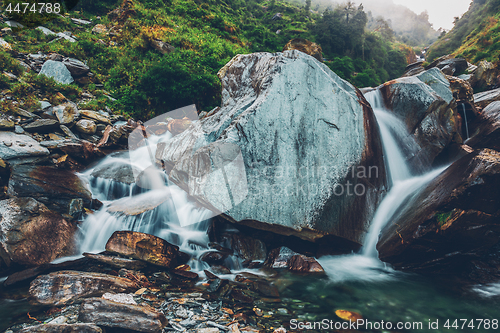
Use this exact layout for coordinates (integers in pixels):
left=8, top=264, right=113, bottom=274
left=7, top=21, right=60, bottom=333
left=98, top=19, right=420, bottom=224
left=436, top=211, right=453, bottom=227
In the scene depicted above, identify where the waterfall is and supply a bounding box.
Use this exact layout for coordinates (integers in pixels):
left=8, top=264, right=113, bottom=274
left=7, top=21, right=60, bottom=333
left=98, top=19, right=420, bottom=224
left=319, top=90, right=447, bottom=281
left=361, top=90, right=446, bottom=257
left=76, top=128, right=217, bottom=271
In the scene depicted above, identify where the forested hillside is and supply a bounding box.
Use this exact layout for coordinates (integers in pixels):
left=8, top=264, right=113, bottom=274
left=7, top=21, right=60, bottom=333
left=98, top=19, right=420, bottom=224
left=427, top=0, right=500, bottom=63
left=1, top=0, right=410, bottom=120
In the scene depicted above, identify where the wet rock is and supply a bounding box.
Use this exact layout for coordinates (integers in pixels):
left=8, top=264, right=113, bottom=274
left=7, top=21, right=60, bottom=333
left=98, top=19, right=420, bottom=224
left=288, top=255, right=324, bottom=274
left=39, top=60, right=74, bottom=85
left=29, top=271, right=137, bottom=305
left=466, top=101, right=500, bottom=150
left=209, top=265, right=231, bottom=275
left=151, top=39, right=175, bottom=54
left=23, top=119, right=59, bottom=133
left=230, top=234, right=267, bottom=261
left=75, top=119, right=97, bottom=135
left=171, top=269, right=199, bottom=280
left=474, top=87, right=500, bottom=110
left=53, top=102, right=80, bottom=125
left=156, top=50, right=386, bottom=244
left=0, top=198, right=75, bottom=268
left=79, top=298, right=167, bottom=332
left=14, top=108, right=38, bottom=119
left=282, top=38, right=323, bottom=62
left=264, top=246, right=298, bottom=269
left=18, top=323, right=103, bottom=333
left=378, top=68, right=460, bottom=167
left=378, top=149, right=500, bottom=282
left=105, top=231, right=179, bottom=268
left=91, top=162, right=139, bottom=184
left=83, top=252, right=147, bottom=270
left=200, top=251, right=229, bottom=265
left=0, top=158, right=9, bottom=199
left=8, top=164, right=92, bottom=215
left=80, top=110, right=111, bottom=125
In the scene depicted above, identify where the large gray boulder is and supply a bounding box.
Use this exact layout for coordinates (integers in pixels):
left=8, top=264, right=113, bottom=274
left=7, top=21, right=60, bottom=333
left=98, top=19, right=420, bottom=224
left=378, top=68, right=460, bottom=167
left=39, top=60, right=74, bottom=84
left=155, top=50, right=386, bottom=244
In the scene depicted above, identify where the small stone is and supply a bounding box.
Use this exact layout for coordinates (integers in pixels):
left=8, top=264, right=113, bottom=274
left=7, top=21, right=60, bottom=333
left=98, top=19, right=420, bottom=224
left=63, top=58, right=90, bottom=77
left=36, top=26, right=56, bottom=36
left=76, top=119, right=97, bottom=135
left=102, top=292, right=137, bottom=305
left=92, top=24, right=108, bottom=34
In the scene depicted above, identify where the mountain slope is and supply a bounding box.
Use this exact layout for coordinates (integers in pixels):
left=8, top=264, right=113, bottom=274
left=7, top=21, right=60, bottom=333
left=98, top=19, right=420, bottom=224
left=427, top=0, right=500, bottom=63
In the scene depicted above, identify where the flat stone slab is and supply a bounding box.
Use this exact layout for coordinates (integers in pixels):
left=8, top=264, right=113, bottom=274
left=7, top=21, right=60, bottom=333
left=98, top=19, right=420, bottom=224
left=0, top=132, right=50, bottom=160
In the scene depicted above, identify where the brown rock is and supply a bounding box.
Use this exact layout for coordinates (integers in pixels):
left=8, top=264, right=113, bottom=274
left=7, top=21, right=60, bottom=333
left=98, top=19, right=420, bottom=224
left=288, top=254, right=324, bottom=274
left=467, top=101, right=500, bottom=150
left=264, top=246, right=298, bottom=269
left=18, top=323, right=103, bottom=333
left=0, top=118, right=15, bottom=130
left=378, top=149, right=500, bottom=282
left=230, top=234, right=267, bottom=261
left=80, top=110, right=111, bottom=125
left=0, top=198, right=75, bottom=268
left=79, top=298, right=167, bottom=333
left=200, top=251, right=229, bottom=264
left=29, top=271, right=137, bottom=306
left=402, top=61, right=425, bottom=77
left=283, top=38, right=323, bottom=62
left=83, top=252, right=147, bottom=270
left=105, top=231, right=179, bottom=267
left=53, top=102, right=80, bottom=125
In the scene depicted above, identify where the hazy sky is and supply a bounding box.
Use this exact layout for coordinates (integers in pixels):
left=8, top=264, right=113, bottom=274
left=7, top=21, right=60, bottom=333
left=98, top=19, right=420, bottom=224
left=391, top=0, right=472, bottom=30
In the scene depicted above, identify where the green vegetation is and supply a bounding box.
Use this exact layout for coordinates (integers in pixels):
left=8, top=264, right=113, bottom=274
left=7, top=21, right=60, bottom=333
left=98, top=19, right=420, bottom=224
left=436, top=211, right=453, bottom=227
left=427, top=0, right=500, bottom=63
left=1, top=0, right=411, bottom=120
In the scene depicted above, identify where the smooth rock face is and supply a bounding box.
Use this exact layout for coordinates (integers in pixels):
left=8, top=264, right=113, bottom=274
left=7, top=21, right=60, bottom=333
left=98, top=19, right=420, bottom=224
left=0, top=132, right=49, bottom=160
left=378, top=68, right=460, bottom=166
left=155, top=51, right=386, bottom=244
left=7, top=164, right=92, bottom=216
left=378, top=149, right=500, bottom=282
left=0, top=198, right=75, bottom=267
left=83, top=252, right=147, bottom=270
left=76, top=119, right=97, bottom=135
left=474, top=87, right=500, bottom=110
left=105, top=231, right=179, bottom=267
left=79, top=298, right=168, bottom=333
left=39, top=60, right=74, bottom=84
left=18, top=323, right=103, bottom=333
left=90, top=162, right=140, bottom=184
left=29, top=271, right=137, bottom=305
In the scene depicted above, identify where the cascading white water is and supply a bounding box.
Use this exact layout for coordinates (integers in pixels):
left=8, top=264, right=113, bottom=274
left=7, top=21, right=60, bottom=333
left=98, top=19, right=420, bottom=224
left=319, top=90, right=448, bottom=281
left=76, top=128, right=223, bottom=272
